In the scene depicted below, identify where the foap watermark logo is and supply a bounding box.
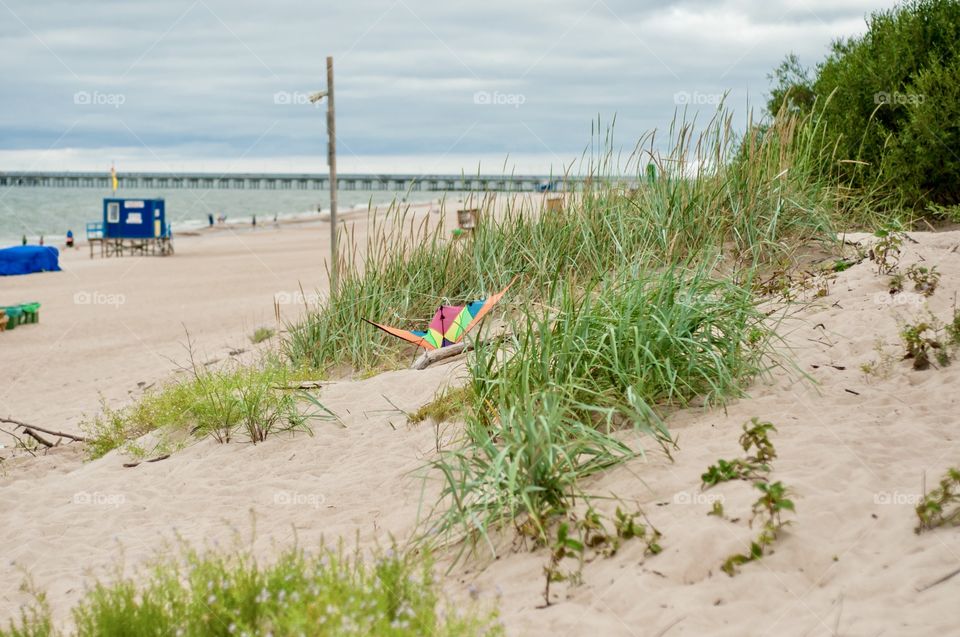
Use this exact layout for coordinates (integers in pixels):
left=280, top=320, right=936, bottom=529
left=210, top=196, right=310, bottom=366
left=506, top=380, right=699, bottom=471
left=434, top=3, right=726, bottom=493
left=674, top=91, right=723, bottom=106
left=874, top=91, right=925, bottom=106
left=73, top=290, right=125, bottom=308
left=873, top=291, right=924, bottom=308
left=273, top=91, right=321, bottom=107
left=273, top=490, right=326, bottom=509
left=874, top=490, right=923, bottom=506
left=274, top=291, right=322, bottom=306
left=473, top=90, right=526, bottom=108
left=73, top=90, right=126, bottom=108
left=73, top=491, right=126, bottom=508
left=673, top=490, right=725, bottom=506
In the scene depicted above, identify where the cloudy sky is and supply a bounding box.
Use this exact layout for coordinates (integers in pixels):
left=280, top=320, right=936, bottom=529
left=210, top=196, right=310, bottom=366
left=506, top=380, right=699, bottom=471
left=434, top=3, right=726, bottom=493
left=0, top=0, right=888, bottom=174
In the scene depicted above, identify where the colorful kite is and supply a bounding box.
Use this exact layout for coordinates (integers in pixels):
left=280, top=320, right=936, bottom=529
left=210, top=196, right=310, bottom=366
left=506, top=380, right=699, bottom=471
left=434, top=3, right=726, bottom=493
left=364, top=277, right=515, bottom=350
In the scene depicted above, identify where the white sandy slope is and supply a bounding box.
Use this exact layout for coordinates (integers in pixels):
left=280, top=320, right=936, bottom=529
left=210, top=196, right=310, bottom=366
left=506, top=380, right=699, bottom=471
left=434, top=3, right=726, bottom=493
left=2, top=229, right=960, bottom=636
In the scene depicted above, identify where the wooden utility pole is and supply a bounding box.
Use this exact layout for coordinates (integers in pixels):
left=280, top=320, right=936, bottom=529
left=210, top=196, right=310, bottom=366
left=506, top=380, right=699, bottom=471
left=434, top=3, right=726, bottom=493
left=325, top=56, right=338, bottom=291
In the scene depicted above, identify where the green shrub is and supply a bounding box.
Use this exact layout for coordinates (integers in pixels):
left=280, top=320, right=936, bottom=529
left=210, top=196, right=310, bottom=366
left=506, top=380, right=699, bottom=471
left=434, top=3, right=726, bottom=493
left=767, top=0, right=960, bottom=211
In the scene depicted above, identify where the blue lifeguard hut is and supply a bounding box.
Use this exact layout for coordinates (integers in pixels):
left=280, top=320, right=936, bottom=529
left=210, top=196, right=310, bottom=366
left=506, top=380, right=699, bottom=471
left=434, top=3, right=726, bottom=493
left=87, top=198, right=173, bottom=257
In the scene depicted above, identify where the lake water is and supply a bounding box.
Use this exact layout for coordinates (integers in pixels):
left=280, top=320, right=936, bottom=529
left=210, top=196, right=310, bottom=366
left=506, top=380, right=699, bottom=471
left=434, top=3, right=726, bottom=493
left=0, top=186, right=437, bottom=247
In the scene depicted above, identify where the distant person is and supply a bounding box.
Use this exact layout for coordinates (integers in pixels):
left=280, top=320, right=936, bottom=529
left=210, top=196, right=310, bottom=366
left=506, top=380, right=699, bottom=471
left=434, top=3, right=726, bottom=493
left=208, top=213, right=214, bottom=227
left=38, top=235, right=44, bottom=246
left=21, top=235, right=26, bottom=246
left=66, top=229, right=74, bottom=248
left=252, top=214, right=257, bottom=228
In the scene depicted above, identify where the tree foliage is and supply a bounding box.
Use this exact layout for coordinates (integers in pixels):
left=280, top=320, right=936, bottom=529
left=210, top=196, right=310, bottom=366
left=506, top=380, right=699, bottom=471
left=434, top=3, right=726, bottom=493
left=767, top=0, right=960, bottom=210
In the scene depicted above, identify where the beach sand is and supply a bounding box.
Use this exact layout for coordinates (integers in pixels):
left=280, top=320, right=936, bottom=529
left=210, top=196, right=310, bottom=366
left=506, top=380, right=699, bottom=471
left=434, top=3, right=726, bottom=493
left=0, top=201, right=443, bottom=438
left=2, top=216, right=959, bottom=635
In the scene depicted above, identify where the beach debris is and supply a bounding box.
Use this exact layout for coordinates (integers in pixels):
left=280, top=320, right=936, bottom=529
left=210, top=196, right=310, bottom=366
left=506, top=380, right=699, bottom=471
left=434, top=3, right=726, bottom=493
left=122, top=454, right=171, bottom=468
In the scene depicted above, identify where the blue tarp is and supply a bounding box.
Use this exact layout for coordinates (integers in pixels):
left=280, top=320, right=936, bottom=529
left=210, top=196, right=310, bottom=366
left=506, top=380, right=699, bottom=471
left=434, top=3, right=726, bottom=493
left=0, top=246, right=61, bottom=276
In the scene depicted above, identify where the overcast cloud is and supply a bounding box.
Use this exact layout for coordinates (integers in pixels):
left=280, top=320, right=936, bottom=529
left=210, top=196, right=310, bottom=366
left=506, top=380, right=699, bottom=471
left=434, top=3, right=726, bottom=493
left=0, top=0, right=888, bottom=173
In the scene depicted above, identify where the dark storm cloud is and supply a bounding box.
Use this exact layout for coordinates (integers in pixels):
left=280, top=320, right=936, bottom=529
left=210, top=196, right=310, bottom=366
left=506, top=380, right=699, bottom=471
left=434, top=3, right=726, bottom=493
left=0, top=0, right=888, bottom=168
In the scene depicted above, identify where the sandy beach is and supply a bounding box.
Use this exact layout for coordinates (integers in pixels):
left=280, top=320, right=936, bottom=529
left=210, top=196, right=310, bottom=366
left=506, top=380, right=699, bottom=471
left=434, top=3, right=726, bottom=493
left=0, top=202, right=440, bottom=437
left=2, top=207, right=960, bottom=634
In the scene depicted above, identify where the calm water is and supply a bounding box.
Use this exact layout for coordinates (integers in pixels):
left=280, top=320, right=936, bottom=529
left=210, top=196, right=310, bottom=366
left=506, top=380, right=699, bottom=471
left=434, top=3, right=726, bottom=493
left=0, top=186, right=436, bottom=247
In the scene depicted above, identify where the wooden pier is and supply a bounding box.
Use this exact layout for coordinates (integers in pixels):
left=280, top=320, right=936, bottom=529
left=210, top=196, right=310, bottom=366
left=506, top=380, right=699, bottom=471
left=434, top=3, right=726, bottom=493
left=0, top=171, right=583, bottom=193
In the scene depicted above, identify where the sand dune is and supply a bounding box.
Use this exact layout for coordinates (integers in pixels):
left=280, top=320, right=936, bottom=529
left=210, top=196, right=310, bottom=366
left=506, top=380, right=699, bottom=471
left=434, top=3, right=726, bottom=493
left=2, top=226, right=959, bottom=635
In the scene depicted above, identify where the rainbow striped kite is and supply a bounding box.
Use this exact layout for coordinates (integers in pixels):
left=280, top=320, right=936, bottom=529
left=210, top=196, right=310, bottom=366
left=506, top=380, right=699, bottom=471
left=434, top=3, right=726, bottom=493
left=364, top=278, right=515, bottom=350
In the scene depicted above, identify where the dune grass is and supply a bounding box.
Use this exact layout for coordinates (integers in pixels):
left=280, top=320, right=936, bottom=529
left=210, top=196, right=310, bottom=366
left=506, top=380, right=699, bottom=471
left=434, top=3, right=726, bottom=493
left=286, top=107, right=844, bottom=377
left=281, top=105, right=872, bottom=555
left=1, top=544, right=501, bottom=637
left=426, top=263, right=775, bottom=548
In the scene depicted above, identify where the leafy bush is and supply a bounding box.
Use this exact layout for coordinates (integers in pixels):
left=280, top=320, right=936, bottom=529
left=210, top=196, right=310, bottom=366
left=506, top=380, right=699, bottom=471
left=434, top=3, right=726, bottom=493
left=767, top=0, right=960, bottom=211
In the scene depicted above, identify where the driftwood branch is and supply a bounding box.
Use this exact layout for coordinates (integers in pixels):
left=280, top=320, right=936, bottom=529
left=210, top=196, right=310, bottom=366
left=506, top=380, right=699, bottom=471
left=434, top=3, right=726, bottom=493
left=21, top=428, right=54, bottom=448
left=0, top=417, right=88, bottom=442
left=412, top=341, right=473, bottom=370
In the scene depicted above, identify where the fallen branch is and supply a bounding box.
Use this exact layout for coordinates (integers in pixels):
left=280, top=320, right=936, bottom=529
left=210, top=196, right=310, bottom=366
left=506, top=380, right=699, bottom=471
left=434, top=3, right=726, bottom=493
left=0, top=417, right=88, bottom=442
left=21, top=428, right=54, bottom=448
left=411, top=341, right=472, bottom=370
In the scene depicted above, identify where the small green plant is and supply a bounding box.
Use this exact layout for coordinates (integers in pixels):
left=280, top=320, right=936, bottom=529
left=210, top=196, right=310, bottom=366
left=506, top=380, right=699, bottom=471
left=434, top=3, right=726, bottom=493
left=408, top=385, right=470, bottom=424
left=721, top=481, right=795, bottom=576
left=900, top=321, right=946, bottom=370
left=701, top=458, right=767, bottom=488
left=739, top=418, right=778, bottom=464
left=946, top=306, right=960, bottom=346
left=542, top=522, right=584, bottom=607
left=905, top=264, right=940, bottom=297
left=915, top=467, right=960, bottom=533
left=702, top=419, right=778, bottom=488
left=250, top=326, right=275, bottom=344
left=541, top=505, right=660, bottom=606
left=888, top=272, right=905, bottom=295
left=697, top=419, right=794, bottom=575
left=869, top=222, right=905, bottom=274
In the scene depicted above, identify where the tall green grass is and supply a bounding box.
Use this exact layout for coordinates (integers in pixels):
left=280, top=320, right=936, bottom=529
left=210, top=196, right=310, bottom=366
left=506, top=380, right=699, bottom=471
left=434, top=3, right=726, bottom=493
left=287, top=106, right=842, bottom=376
left=426, top=263, right=774, bottom=548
